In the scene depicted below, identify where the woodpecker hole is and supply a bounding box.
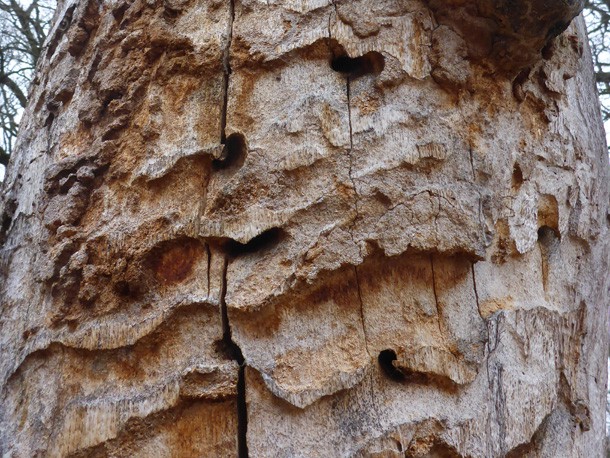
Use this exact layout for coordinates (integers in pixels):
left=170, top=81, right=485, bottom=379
left=378, top=349, right=405, bottom=381
left=226, top=227, right=286, bottom=257
left=537, top=225, right=559, bottom=243
left=214, top=133, right=247, bottom=171
left=512, top=163, right=524, bottom=190
left=331, top=51, right=385, bottom=78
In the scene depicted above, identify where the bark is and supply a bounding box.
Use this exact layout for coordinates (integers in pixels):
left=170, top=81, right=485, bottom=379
left=0, top=0, right=608, bottom=457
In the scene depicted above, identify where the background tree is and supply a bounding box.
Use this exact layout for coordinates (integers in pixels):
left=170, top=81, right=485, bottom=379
left=0, top=1, right=609, bottom=456
left=0, top=0, right=53, bottom=168
left=586, top=0, right=610, bottom=121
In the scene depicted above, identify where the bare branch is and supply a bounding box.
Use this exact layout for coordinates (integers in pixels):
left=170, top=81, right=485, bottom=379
left=0, top=0, right=53, bottom=174
left=0, top=144, right=8, bottom=166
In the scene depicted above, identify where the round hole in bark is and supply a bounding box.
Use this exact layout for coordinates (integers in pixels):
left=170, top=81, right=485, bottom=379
left=512, top=163, right=524, bottom=189
left=163, top=6, right=181, bottom=20
left=114, top=280, right=131, bottom=297
left=112, top=2, right=128, bottom=22
left=395, top=440, right=403, bottom=452
left=44, top=112, right=55, bottom=127
left=378, top=349, right=405, bottom=381
left=214, top=133, right=247, bottom=171
left=331, top=51, right=385, bottom=78
left=537, top=225, right=559, bottom=243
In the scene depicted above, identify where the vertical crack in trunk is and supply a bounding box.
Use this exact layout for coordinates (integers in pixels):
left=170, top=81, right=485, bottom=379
left=328, top=10, right=368, bottom=357
left=353, top=266, right=382, bottom=428
left=205, top=243, right=211, bottom=300
left=353, top=265, right=371, bottom=357
left=327, top=4, right=362, bottom=260
left=219, top=256, right=248, bottom=458
left=429, top=254, right=445, bottom=341
left=468, top=146, right=476, bottom=181
left=345, top=76, right=361, bottom=258
left=196, top=165, right=212, bottom=240
left=429, top=255, right=460, bottom=359
left=477, top=193, right=484, bottom=240
left=468, top=145, right=486, bottom=241
left=345, top=77, right=369, bottom=355
left=220, top=0, right=235, bottom=144
left=471, top=262, right=483, bottom=321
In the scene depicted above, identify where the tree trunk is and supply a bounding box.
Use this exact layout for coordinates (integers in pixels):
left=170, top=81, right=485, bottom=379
left=1, top=0, right=608, bottom=456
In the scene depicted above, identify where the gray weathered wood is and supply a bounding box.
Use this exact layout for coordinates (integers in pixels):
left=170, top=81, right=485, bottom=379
left=1, top=0, right=608, bottom=456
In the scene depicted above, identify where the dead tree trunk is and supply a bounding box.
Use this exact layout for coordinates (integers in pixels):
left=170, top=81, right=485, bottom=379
left=1, top=0, right=608, bottom=456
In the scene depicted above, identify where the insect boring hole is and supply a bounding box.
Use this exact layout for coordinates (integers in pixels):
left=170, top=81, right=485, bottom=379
left=331, top=51, right=385, bottom=78
left=537, top=225, right=559, bottom=245
left=511, top=163, right=524, bottom=190
left=378, top=349, right=405, bottom=382
left=214, top=132, right=247, bottom=171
